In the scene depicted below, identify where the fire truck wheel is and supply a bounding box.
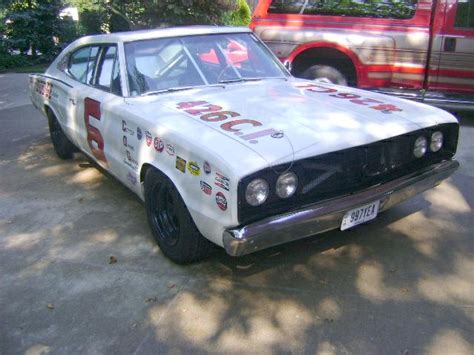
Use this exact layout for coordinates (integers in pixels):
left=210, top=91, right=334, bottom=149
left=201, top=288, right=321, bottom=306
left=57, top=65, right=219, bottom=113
left=301, top=65, right=348, bottom=86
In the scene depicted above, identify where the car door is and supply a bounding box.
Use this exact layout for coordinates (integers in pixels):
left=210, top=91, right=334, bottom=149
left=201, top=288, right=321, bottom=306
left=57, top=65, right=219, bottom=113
left=73, top=44, right=127, bottom=177
left=429, top=0, right=474, bottom=94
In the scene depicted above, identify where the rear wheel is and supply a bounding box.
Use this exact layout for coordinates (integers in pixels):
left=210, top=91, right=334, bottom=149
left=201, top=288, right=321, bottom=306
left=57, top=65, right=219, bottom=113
left=301, top=64, right=348, bottom=86
left=47, top=110, right=77, bottom=159
left=144, top=168, right=214, bottom=264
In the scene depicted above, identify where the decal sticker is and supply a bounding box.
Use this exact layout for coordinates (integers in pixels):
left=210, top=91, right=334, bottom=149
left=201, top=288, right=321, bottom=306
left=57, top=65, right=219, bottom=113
left=176, top=156, right=186, bottom=173
left=187, top=161, right=201, bottom=176
left=122, top=120, right=134, bottom=135
left=123, top=135, right=135, bottom=151
left=137, top=127, right=142, bottom=141
left=165, top=144, right=175, bottom=156
left=127, top=172, right=137, bottom=185
left=124, top=150, right=138, bottom=171
left=203, top=161, right=211, bottom=175
left=215, top=172, right=230, bottom=191
left=216, top=192, right=228, bottom=211
left=294, top=83, right=403, bottom=114
left=175, top=101, right=279, bottom=144
left=84, top=97, right=107, bottom=164
left=154, top=137, right=164, bottom=152
left=200, top=181, right=212, bottom=195
left=34, top=80, right=52, bottom=99
left=145, top=131, right=152, bottom=146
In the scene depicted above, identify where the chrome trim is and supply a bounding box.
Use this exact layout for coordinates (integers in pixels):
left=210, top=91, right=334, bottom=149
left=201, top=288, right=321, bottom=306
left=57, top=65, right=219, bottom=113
left=372, top=89, right=474, bottom=111
left=223, top=160, right=459, bottom=256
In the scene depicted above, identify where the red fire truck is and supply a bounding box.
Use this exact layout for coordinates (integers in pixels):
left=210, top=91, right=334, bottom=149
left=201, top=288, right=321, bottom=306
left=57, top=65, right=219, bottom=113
left=251, top=0, right=474, bottom=109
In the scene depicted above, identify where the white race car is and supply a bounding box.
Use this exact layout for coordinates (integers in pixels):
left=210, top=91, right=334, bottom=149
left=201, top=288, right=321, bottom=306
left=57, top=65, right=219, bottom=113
left=30, top=26, right=459, bottom=263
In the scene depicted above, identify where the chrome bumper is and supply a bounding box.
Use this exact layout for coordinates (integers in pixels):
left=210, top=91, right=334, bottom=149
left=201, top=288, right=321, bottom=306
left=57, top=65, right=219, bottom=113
left=223, top=160, right=459, bottom=256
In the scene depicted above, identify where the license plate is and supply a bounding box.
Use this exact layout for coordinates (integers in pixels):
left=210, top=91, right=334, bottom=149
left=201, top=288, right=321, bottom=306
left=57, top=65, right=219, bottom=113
left=341, top=200, right=380, bottom=231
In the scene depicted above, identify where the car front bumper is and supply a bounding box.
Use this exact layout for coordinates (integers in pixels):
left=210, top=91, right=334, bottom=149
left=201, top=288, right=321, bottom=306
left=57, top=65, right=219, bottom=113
left=223, top=159, right=459, bottom=256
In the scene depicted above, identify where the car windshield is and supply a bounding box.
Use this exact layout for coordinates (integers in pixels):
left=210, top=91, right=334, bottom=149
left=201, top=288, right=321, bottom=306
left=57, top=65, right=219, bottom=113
left=124, top=33, right=288, bottom=96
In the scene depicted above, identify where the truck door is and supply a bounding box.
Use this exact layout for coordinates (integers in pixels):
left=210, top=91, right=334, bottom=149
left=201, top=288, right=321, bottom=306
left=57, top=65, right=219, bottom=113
left=429, top=0, right=474, bottom=94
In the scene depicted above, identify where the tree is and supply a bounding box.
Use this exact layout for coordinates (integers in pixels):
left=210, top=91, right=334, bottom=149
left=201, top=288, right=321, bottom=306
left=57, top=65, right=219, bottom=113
left=66, top=0, right=244, bottom=34
left=4, top=0, right=63, bottom=58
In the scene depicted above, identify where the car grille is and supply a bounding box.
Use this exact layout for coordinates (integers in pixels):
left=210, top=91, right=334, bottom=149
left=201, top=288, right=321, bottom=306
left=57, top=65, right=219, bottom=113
left=237, top=123, right=459, bottom=224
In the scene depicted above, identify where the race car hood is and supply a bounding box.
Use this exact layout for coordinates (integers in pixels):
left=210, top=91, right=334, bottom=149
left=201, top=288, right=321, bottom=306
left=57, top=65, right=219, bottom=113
left=132, top=77, right=458, bottom=174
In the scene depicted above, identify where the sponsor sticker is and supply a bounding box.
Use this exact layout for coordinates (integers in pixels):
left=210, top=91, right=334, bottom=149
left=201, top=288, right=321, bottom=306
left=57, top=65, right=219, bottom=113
left=216, top=192, right=227, bottom=211
left=137, top=127, right=142, bottom=140
left=122, top=120, right=134, bottom=135
left=145, top=131, right=152, bottom=146
left=187, top=161, right=200, bottom=176
left=200, top=181, right=212, bottom=195
left=154, top=137, right=164, bottom=152
left=124, top=150, right=138, bottom=171
left=215, top=172, right=230, bottom=191
left=176, top=156, right=186, bottom=173
left=166, top=144, right=175, bottom=156
left=203, top=161, right=211, bottom=175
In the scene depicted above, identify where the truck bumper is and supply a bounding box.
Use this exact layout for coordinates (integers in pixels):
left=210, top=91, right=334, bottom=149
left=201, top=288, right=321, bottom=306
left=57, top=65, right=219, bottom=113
left=223, top=159, right=459, bottom=256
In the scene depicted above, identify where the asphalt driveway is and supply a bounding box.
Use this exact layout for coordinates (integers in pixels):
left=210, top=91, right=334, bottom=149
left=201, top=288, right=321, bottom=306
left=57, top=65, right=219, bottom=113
left=0, top=74, right=473, bottom=354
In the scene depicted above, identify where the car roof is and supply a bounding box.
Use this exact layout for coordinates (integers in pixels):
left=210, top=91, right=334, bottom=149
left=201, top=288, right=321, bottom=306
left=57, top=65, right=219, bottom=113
left=79, top=26, right=252, bottom=44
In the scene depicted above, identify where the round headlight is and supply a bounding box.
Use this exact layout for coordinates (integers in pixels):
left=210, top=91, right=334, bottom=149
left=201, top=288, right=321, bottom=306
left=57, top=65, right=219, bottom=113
left=276, top=172, right=298, bottom=198
left=413, top=136, right=428, bottom=158
left=245, top=178, right=269, bottom=206
left=430, top=131, right=443, bottom=152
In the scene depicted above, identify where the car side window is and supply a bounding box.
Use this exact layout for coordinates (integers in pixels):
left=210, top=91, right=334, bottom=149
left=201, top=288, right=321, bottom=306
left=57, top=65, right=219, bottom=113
left=68, top=47, right=91, bottom=83
left=68, top=45, right=100, bottom=85
left=455, top=0, right=474, bottom=28
left=268, top=0, right=417, bottom=19
left=94, top=45, right=122, bottom=95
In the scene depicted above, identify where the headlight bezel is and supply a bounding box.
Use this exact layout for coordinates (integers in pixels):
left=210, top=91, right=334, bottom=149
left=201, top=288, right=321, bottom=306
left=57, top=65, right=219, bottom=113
left=430, top=131, right=443, bottom=152
left=413, top=136, right=428, bottom=158
left=276, top=172, right=298, bottom=199
left=245, top=178, right=270, bottom=206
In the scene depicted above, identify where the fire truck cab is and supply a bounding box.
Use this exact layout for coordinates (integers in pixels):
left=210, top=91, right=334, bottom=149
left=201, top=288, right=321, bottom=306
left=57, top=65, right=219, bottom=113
left=251, top=0, right=474, bottom=109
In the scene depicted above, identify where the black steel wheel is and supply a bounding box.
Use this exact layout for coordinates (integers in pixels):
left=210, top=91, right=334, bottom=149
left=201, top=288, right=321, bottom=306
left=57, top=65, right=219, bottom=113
left=144, top=168, right=214, bottom=264
left=47, top=109, right=77, bottom=159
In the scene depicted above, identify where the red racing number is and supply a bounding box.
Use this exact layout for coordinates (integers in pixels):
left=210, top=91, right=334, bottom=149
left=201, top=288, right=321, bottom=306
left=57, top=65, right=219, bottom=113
left=84, top=97, right=107, bottom=163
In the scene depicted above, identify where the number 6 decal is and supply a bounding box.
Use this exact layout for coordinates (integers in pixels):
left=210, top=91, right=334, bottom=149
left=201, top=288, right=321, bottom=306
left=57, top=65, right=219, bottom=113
left=84, top=97, right=107, bottom=163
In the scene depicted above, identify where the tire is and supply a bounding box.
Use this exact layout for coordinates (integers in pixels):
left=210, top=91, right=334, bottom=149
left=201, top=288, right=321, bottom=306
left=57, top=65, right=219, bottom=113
left=144, top=168, right=214, bottom=264
left=47, top=110, right=77, bottom=160
left=301, top=64, right=348, bottom=86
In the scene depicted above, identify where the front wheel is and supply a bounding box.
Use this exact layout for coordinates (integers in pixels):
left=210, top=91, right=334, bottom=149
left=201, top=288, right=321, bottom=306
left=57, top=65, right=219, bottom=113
left=301, top=64, right=348, bottom=86
left=144, top=168, right=214, bottom=264
left=47, top=110, right=77, bottom=159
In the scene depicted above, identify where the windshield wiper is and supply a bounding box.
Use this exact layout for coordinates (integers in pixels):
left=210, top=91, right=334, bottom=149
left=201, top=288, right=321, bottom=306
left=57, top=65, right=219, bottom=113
left=141, top=86, right=195, bottom=96
left=218, top=77, right=288, bottom=84
left=141, top=83, right=226, bottom=97
left=218, top=77, right=262, bottom=84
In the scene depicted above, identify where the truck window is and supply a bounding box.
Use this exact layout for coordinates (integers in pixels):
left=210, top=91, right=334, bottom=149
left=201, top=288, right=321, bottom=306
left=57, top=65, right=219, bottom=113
left=268, top=0, right=417, bottom=19
left=455, top=0, right=474, bottom=28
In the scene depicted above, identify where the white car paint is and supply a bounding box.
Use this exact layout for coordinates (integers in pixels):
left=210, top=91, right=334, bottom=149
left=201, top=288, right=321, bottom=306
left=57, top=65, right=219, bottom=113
left=29, top=27, right=458, bottom=248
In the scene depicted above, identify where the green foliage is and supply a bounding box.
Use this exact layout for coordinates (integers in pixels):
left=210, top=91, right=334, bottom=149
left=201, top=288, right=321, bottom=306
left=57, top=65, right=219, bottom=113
left=0, top=52, right=30, bottom=70
left=66, top=0, right=244, bottom=32
left=224, top=0, right=251, bottom=26
left=4, top=0, right=63, bottom=58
